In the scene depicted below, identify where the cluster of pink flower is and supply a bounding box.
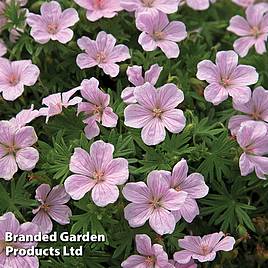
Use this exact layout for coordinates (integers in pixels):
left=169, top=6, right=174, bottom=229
left=3, top=0, right=268, bottom=267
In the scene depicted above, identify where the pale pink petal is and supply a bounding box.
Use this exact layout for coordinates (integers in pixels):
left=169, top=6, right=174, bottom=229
left=255, top=38, right=267, bottom=55
left=121, top=87, right=137, bottom=104
left=47, top=204, right=72, bottom=225
left=157, top=40, right=180, bottom=59
left=230, top=65, right=258, bottom=86
left=233, top=37, right=256, bottom=57
left=64, top=174, right=96, bottom=200
left=54, top=28, right=74, bottom=43
left=104, top=158, right=129, bottom=185
left=91, top=182, right=119, bottom=207
left=162, top=109, right=186, bottom=133
left=2, top=83, right=24, bottom=101
left=59, top=8, right=79, bottom=28
left=141, top=118, right=166, bottom=145
left=121, top=255, right=147, bottom=268
left=204, top=83, right=228, bottom=105
left=21, top=63, right=40, bottom=86
left=76, top=53, right=97, bottom=69
left=138, top=32, right=157, bottom=51
left=134, top=83, right=158, bottom=109
left=102, top=107, right=118, bottom=127
left=228, top=86, right=251, bottom=104
left=186, top=0, right=210, bottom=10
left=213, top=236, right=236, bottom=252
left=35, top=184, right=50, bottom=203
left=145, top=64, right=163, bottom=85
left=228, top=115, right=253, bottom=136
left=124, top=104, right=153, bottom=128
left=109, top=44, right=130, bottom=62
left=158, top=83, right=184, bottom=109
left=147, top=171, right=169, bottom=199
left=15, top=147, right=39, bottom=171
left=124, top=203, right=153, bottom=227
left=46, top=185, right=70, bottom=205
left=135, top=234, right=153, bottom=256
left=127, top=65, right=144, bottom=86
left=179, top=198, right=200, bottom=223
left=161, top=189, right=187, bottom=211
left=149, top=208, right=176, bottom=235
left=99, top=63, right=120, bottom=77
left=196, top=60, right=220, bottom=83
left=14, top=126, right=38, bottom=148
left=164, top=21, right=187, bottom=42
left=32, top=210, right=53, bottom=234
left=174, top=250, right=193, bottom=264
left=246, top=5, right=264, bottom=27
left=69, top=148, right=94, bottom=176
left=84, top=119, right=100, bottom=140
left=122, top=182, right=151, bottom=203
left=239, top=152, right=255, bottom=176
left=0, top=154, right=17, bottom=180
left=90, top=140, right=114, bottom=169
left=216, top=51, right=238, bottom=78
left=227, top=16, right=251, bottom=36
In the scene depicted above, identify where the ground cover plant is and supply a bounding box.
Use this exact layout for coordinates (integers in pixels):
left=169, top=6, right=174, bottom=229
left=1, top=0, right=268, bottom=267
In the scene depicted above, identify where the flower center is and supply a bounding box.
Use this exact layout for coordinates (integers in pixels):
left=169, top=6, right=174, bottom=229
left=251, top=26, right=262, bottom=38
left=153, top=108, right=162, bottom=118
left=175, top=185, right=182, bottom=192
left=220, top=77, right=231, bottom=87
left=150, top=197, right=162, bottom=209
left=142, top=0, right=155, bottom=7
left=41, top=203, right=50, bottom=212
left=201, top=244, right=210, bottom=256
left=93, top=105, right=103, bottom=115
left=47, top=23, right=59, bottom=34
left=93, top=0, right=104, bottom=9
left=9, top=74, right=19, bottom=86
left=96, top=51, right=106, bottom=64
left=6, top=144, right=17, bottom=155
left=93, top=171, right=105, bottom=183
left=153, top=31, right=165, bottom=40
left=252, top=110, right=261, bottom=120
left=0, top=241, right=15, bottom=254
left=145, top=255, right=156, bottom=265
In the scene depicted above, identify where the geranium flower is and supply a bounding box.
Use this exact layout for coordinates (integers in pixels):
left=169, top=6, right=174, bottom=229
left=162, top=159, right=209, bottom=223
left=121, top=64, right=163, bottom=104
left=237, top=121, right=268, bottom=179
left=0, top=39, right=6, bottom=56
left=32, top=184, right=72, bottom=234
left=196, top=50, right=259, bottom=105
left=27, top=1, right=79, bottom=44
left=0, top=58, right=40, bottom=101
left=124, top=82, right=186, bottom=146
left=121, top=0, right=180, bottom=16
left=78, top=78, right=118, bottom=140
left=74, top=0, right=122, bottom=21
left=0, top=212, right=39, bottom=268
left=121, top=234, right=174, bottom=268
left=39, top=87, right=82, bottom=123
left=169, top=259, right=197, bottom=268
left=136, top=11, right=187, bottom=59
left=76, top=31, right=130, bottom=77
left=0, top=121, right=39, bottom=180
left=227, top=5, right=268, bottom=57
left=184, top=0, right=216, bottom=10
left=174, top=232, right=235, bottom=263
left=9, top=104, right=40, bottom=129
left=122, top=171, right=187, bottom=235
left=228, top=86, right=268, bottom=136
left=64, top=140, right=129, bottom=207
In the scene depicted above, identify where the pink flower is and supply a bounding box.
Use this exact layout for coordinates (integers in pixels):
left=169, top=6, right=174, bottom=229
left=228, top=86, right=268, bottom=136
left=237, top=121, right=268, bottom=179
left=121, top=0, right=180, bottom=16
left=26, top=1, right=79, bottom=44
left=121, top=234, right=174, bottom=268
left=227, top=5, right=268, bottom=57
left=0, top=58, right=40, bottom=101
left=232, top=0, right=254, bottom=8
left=9, top=104, right=40, bottom=129
left=76, top=31, right=130, bottom=77
left=174, top=232, right=235, bottom=263
left=64, top=140, right=129, bottom=207
left=74, top=0, right=122, bottom=21
left=136, top=11, right=187, bottom=59
left=121, top=64, right=163, bottom=104
left=0, top=212, right=39, bottom=268
left=0, top=121, right=39, bottom=180
left=162, top=159, right=209, bottom=223
left=196, top=50, right=259, bottom=105
left=169, top=259, right=197, bottom=268
left=0, top=39, right=6, bottom=56
left=78, top=78, right=118, bottom=140
left=122, top=171, right=187, bottom=235
left=32, top=184, right=72, bottom=234
left=185, top=0, right=216, bottom=10
left=39, top=87, right=82, bottom=123
left=124, top=82, right=186, bottom=146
